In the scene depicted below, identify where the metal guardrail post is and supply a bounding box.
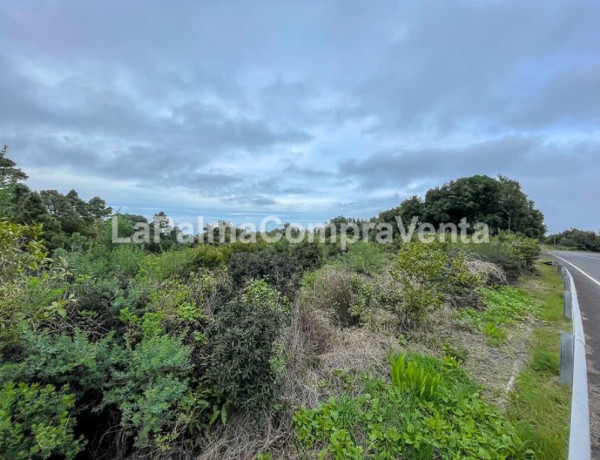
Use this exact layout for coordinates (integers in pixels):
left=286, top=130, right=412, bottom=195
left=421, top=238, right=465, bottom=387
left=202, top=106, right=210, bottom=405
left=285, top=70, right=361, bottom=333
left=563, top=270, right=571, bottom=291
left=564, top=290, right=573, bottom=319
left=560, top=331, right=574, bottom=386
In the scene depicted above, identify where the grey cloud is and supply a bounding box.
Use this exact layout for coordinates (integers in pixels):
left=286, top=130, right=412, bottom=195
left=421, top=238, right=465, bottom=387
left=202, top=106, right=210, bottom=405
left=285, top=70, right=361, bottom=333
left=339, top=136, right=600, bottom=232
left=339, top=136, right=537, bottom=186
left=223, top=195, right=277, bottom=207
left=352, top=1, right=600, bottom=135
left=1, top=0, right=599, bottom=232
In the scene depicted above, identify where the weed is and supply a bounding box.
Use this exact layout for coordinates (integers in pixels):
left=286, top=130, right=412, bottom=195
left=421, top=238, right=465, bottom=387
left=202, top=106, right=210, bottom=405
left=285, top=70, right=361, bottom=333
left=457, top=286, right=538, bottom=344
left=294, top=354, right=532, bottom=459
left=441, top=342, right=468, bottom=363
left=484, top=322, right=507, bottom=345
left=390, top=354, right=441, bottom=400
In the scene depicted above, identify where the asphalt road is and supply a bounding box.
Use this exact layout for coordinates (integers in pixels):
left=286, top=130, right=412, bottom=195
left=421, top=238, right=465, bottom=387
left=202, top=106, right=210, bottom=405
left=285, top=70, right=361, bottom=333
left=549, top=251, right=600, bottom=458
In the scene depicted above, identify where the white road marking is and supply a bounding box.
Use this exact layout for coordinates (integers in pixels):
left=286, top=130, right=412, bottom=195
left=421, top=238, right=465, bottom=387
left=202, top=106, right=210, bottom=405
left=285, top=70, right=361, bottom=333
left=564, top=253, right=600, bottom=261
left=551, top=252, right=600, bottom=289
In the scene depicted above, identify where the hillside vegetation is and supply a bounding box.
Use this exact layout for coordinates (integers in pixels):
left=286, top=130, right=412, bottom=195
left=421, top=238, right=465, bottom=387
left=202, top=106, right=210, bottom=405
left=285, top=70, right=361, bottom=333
left=0, top=147, right=565, bottom=459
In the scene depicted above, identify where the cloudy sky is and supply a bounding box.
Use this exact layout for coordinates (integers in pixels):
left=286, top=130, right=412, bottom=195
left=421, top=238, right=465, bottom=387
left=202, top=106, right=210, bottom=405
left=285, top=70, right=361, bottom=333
left=1, top=1, right=599, bottom=232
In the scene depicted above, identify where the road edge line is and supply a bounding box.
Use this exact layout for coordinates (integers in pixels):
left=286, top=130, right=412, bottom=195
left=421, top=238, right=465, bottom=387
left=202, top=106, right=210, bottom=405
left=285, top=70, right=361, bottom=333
left=551, top=252, right=600, bottom=288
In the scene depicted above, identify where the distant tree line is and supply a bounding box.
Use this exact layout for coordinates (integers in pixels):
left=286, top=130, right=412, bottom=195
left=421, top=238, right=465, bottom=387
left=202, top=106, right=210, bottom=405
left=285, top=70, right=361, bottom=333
left=546, top=228, right=600, bottom=252
left=2, top=146, right=547, bottom=252
left=0, top=145, right=112, bottom=249
left=375, top=175, right=546, bottom=240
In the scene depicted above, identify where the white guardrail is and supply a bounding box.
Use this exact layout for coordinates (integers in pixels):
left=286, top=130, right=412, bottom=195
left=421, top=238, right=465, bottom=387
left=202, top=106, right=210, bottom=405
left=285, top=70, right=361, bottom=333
left=556, top=262, right=591, bottom=460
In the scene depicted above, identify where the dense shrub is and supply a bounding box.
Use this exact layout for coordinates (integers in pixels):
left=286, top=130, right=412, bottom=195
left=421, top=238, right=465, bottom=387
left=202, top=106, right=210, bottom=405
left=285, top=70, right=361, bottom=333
left=0, top=381, right=84, bottom=459
left=193, top=244, right=227, bottom=268
left=138, top=248, right=198, bottom=281
left=204, top=280, right=287, bottom=410
left=393, top=242, right=481, bottom=324
left=2, top=153, right=552, bottom=458
left=0, top=223, right=67, bottom=349
left=292, top=240, right=324, bottom=272
left=466, top=235, right=540, bottom=283
left=102, top=334, right=193, bottom=448
left=330, top=242, right=391, bottom=275
left=467, top=244, right=524, bottom=283
left=0, top=221, right=48, bottom=283
left=0, top=330, right=111, bottom=398
left=67, top=244, right=146, bottom=281
left=228, top=248, right=295, bottom=296
left=228, top=243, right=322, bottom=297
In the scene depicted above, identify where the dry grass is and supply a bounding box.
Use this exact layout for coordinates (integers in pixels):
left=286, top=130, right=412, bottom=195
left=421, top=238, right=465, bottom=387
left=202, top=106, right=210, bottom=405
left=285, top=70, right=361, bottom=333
left=194, top=412, right=295, bottom=460
left=190, top=292, right=406, bottom=459
left=465, top=257, right=507, bottom=286
left=301, top=268, right=358, bottom=326
left=400, top=303, right=536, bottom=408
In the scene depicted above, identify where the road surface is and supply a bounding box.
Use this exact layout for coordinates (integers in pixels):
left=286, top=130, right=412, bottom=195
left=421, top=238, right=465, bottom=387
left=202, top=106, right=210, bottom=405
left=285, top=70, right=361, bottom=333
left=549, top=251, right=600, bottom=458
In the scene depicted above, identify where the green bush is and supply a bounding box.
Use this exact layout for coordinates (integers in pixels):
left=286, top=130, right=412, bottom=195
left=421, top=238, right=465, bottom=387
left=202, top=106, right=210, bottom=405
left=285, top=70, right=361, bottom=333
left=67, top=244, right=147, bottom=280
left=508, top=234, right=541, bottom=272
left=0, top=381, right=84, bottom=459
left=0, top=330, right=111, bottom=398
left=467, top=235, right=540, bottom=283
left=193, top=244, right=226, bottom=269
left=292, top=240, right=324, bottom=272
left=204, top=280, right=287, bottom=410
left=102, top=334, right=193, bottom=448
left=138, top=248, right=198, bottom=281
left=468, top=243, right=524, bottom=283
left=393, top=242, right=481, bottom=324
left=0, top=221, right=48, bottom=283
left=227, top=242, right=324, bottom=298
left=228, top=247, right=298, bottom=297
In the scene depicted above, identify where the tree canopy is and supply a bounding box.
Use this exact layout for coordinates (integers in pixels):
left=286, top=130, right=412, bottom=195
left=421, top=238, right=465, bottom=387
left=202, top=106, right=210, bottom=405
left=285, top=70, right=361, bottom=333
left=0, top=146, right=112, bottom=248
left=377, top=175, right=546, bottom=239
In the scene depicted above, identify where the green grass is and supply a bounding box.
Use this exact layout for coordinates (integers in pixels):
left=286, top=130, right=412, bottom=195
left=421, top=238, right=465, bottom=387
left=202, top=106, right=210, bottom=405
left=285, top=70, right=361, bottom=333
left=456, top=286, right=538, bottom=346
left=508, top=260, right=571, bottom=459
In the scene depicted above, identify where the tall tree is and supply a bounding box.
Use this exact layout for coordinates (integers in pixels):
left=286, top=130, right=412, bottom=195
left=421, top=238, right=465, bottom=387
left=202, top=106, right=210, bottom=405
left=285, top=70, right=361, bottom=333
left=0, top=145, right=28, bottom=218
left=376, top=175, right=546, bottom=239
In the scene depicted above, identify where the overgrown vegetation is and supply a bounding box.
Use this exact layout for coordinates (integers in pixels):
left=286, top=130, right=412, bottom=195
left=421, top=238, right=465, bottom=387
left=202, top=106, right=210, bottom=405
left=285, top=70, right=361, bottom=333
left=294, top=354, right=531, bottom=459
left=1, top=146, right=567, bottom=459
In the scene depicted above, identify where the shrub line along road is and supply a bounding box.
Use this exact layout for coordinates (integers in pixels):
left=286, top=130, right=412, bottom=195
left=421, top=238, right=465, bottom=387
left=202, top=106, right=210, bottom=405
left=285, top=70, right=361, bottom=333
left=549, top=251, right=600, bottom=458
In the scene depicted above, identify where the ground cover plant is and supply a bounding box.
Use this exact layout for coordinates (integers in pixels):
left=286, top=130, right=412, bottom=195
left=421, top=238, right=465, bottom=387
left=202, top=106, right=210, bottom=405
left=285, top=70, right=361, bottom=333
left=293, top=354, right=532, bottom=459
